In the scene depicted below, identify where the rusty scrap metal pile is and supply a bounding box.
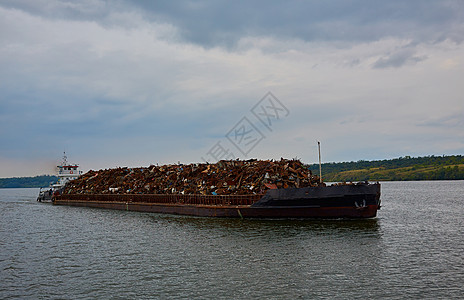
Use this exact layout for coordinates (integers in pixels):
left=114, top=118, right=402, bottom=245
left=64, top=159, right=320, bottom=195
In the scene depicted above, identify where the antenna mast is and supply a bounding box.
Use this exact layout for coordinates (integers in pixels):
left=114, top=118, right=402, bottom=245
left=62, top=151, right=68, bottom=165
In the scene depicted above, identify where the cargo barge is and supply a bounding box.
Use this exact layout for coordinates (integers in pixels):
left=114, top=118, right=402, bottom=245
left=54, top=182, right=381, bottom=218
left=52, top=158, right=381, bottom=218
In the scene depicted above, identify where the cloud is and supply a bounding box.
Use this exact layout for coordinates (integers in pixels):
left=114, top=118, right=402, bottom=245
left=418, top=113, right=464, bottom=128
left=373, top=49, right=427, bottom=69
left=0, top=0, right=111, bottom=21
left=3, top=0, right=464, bottom=47
left=121, top=0, right=464, bottom=47
left=0, top=1, right=464, bottom=176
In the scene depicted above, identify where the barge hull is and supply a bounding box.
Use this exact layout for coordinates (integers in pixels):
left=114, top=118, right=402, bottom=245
left=54, top=183, right=380, bottom=219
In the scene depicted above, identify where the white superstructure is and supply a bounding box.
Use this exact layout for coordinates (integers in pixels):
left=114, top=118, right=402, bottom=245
left=37, top=152, right=82, bottom=202
left=52, top=152, right=82, bottom=189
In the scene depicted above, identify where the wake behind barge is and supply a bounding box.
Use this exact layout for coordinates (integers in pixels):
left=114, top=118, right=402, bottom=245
left=54, top=182, right=381, bottom=218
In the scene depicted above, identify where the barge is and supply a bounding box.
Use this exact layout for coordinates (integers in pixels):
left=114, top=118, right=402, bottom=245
left=52, top=158, right=381, bottom=218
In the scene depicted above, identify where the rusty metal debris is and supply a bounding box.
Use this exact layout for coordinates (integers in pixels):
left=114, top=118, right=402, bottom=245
left=64, top=158, right=321, bottom=195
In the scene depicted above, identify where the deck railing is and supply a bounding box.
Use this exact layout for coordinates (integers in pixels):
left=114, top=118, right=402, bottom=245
left=56, top=193, right=264, bottom=206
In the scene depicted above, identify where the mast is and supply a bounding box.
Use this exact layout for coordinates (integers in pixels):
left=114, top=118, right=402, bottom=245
left=318, top=141, right=322, bottom=184
left=62, top=151, right=68, bottom=166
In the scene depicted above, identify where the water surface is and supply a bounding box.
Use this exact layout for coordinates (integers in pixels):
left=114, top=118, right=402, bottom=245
left=1, top=181, right=463, bottom=299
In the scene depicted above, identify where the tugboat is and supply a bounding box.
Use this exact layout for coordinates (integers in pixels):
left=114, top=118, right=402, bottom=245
left=37, top=152, right=82, bottom=202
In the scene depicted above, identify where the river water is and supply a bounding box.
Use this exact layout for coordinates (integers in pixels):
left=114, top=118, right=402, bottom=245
left=0, top=181, right=463, bottom=299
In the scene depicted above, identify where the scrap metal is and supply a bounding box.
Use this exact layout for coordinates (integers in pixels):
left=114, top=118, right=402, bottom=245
left=64, top=158, right=320, bottom=195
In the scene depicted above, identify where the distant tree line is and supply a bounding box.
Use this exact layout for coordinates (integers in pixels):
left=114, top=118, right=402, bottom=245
left=2, top=155, right=463, bottom=187
left=307, top=155, right=464, bottom=181
left=0, top=175, right=58, bottom=188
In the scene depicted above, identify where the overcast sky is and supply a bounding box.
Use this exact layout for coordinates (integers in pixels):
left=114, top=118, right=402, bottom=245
left=1, top=0, right=463, bottom=177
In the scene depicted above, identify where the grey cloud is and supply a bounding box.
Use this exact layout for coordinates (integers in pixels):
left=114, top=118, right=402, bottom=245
left=122, top=0, right=464, bottom=47
left=2, top=0, right=463, bottom=48
left=373, top=49, right=427, bottom=69
left=0, top=0, right=112, bottom=21
left=418, top=113, right=464, bottom=128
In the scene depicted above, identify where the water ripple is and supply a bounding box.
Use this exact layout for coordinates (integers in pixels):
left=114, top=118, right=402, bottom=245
left=0, top=183, right=463, bottom=299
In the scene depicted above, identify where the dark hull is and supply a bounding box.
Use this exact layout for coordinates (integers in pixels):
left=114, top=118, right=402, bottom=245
left=54, top=183, right=381, bottom=219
